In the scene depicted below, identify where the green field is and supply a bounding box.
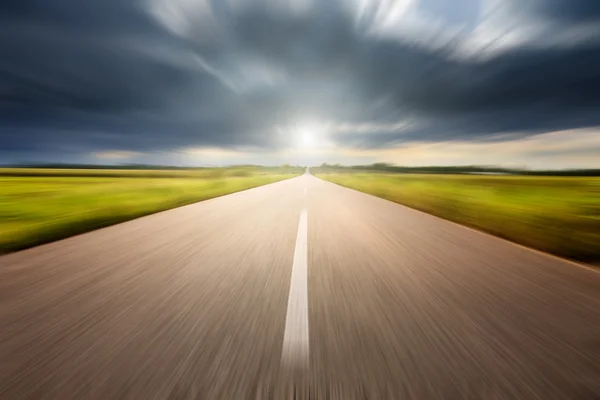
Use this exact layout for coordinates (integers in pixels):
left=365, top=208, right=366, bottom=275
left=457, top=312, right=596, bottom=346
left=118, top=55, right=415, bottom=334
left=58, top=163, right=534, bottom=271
left=314, top=171, right=600, bottom=262
left=0, top=167, right=301, bottom=253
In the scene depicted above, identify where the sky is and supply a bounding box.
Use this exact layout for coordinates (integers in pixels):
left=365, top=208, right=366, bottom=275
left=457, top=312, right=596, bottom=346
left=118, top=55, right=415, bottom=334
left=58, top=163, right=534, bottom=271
left=1, top=0, right=599, bottom=168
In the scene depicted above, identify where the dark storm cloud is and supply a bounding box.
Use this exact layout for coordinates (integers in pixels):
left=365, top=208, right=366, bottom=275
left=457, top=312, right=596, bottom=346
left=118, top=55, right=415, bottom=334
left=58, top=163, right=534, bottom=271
left=1, top=0, right=600, bottom=160
left=0, top=0, right=154, bottom=33
left=525, top=0, right=600, bottom=23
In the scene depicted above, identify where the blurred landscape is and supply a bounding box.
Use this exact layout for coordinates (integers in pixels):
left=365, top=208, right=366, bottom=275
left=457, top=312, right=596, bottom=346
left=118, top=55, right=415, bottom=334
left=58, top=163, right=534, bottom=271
left=1, top=0, right=600, bottom=397
left=2, top=163, right=598, bottom=263
left=315, top=164, right=600, bottom=262
left=0, top=166, right=303, bottom=253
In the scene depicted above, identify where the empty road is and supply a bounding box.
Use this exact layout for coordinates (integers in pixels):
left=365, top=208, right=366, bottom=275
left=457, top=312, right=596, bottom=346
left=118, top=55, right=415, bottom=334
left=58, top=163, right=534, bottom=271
left=1, top=174, right=599, bottom=399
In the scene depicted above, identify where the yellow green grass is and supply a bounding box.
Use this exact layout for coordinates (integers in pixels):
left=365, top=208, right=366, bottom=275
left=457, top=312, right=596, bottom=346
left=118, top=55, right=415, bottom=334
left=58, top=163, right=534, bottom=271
left=315, top=172, right=600, bottom=262
left=0, top=167, right=301, bottom=253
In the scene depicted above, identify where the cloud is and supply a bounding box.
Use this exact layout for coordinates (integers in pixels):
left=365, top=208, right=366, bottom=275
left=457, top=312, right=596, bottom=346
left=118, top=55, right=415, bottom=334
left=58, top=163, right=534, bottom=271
left=365, top=128, right=600, bottom=169
left=0, top=0, right=599, bottom=165
left=525, top=0, right=600, bottom=23
left=94, top=151, right=142, bottom=160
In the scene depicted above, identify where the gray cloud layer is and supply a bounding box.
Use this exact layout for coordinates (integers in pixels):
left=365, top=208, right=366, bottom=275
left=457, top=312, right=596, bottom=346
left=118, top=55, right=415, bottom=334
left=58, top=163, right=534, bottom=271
left=1, top=0, right=599, bottom=160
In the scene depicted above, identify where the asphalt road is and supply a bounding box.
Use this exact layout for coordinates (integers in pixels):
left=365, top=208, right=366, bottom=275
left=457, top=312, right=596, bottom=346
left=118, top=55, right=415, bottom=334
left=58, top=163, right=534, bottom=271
left=1, top=174, right=599, bottom=399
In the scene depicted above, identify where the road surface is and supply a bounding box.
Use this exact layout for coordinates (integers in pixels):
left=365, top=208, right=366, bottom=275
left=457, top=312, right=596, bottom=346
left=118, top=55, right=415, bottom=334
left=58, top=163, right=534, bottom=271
left=1, top=174, right=599, bottom=399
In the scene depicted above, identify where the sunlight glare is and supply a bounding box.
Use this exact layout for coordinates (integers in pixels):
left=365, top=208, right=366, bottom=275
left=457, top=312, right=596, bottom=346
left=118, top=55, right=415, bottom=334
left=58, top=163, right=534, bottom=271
left=294, top=123, right=323, bottom=149
left=299, top=129, right=316, bottom=149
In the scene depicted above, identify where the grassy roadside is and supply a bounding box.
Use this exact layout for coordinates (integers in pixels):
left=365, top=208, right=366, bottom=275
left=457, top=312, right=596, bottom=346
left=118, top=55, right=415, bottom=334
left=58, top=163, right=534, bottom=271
left=314, top=171, right=600, bottom=262
left=0, top=167, right=301, bottom=253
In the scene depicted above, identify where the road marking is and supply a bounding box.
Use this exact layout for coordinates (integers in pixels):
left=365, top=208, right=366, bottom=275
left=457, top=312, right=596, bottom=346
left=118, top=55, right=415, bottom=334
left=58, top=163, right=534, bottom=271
left=304, top=187, right=307, bottom=194
left=281, top=209, right=309, bottom=367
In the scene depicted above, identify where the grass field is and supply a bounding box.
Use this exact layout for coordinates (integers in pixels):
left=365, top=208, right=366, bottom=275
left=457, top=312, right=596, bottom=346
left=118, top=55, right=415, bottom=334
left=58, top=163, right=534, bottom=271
left=0, top=167, right=301, bottom=253
left=314, top=171, right=600, bottom=262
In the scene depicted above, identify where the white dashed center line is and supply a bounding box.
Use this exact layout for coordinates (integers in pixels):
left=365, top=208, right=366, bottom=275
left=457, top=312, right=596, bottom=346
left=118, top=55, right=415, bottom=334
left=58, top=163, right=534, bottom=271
left=281, top=209, right=309, bottom=367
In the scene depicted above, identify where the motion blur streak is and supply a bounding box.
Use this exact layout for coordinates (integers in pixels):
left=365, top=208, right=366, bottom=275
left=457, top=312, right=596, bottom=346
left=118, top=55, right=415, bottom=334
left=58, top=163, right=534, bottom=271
left=1, top=0, right=600, bottom=166
left=1, top=0, right=600, bottom=399
left=0, top=175, right=599, bottom=399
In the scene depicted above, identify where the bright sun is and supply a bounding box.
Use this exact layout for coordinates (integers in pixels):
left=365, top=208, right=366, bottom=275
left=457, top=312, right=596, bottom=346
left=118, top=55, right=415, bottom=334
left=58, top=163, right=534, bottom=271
left=294, top=124, right=321, bottom=149
left=298, top=129, right=316, bottom=148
